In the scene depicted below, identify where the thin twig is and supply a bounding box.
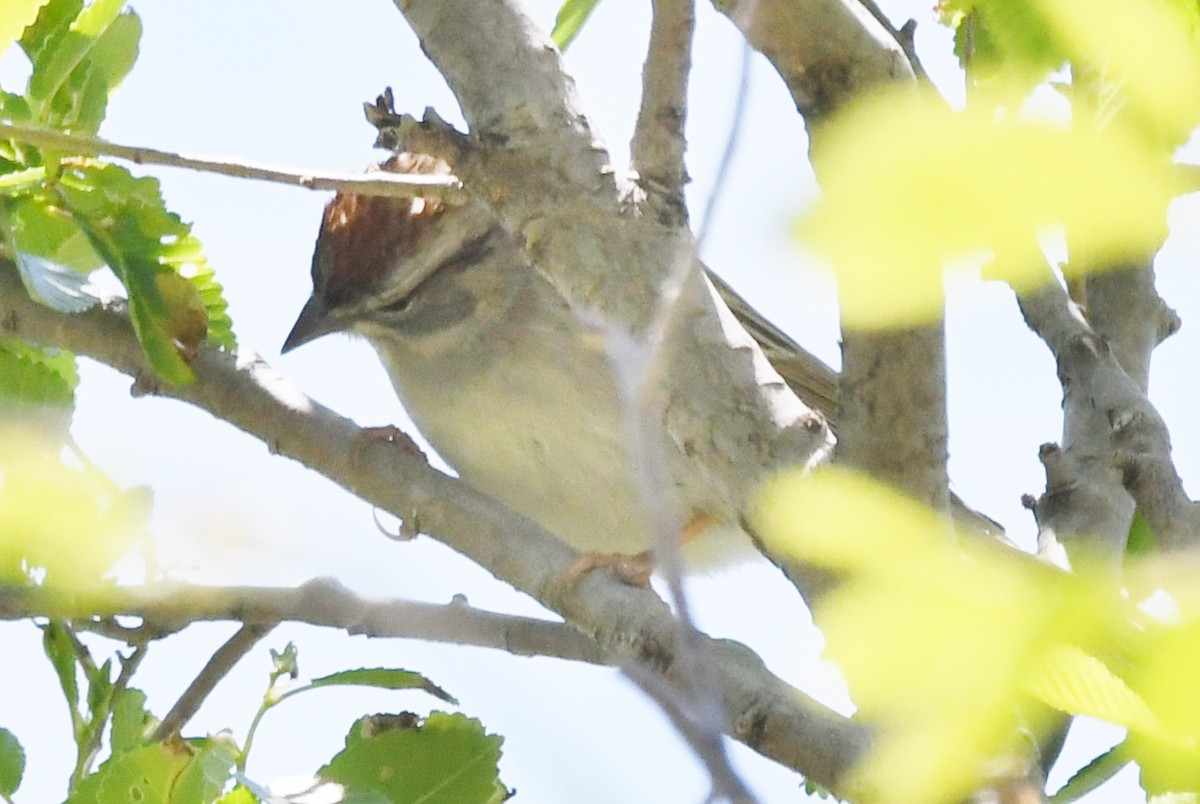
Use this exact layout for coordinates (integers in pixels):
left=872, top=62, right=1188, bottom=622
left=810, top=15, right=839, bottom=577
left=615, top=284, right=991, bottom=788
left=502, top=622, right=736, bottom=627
left=154, top=623, right=275, bottom=741
left=696, top=42, right=751, bottom=251
left=630, top=0, right=694, bottom=224
left=0, top=122, right=467, bottom=203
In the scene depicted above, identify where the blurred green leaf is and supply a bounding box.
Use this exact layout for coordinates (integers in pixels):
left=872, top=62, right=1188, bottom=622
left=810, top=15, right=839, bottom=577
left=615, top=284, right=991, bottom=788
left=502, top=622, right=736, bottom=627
left=754, top=468, right=1123, bottom=803
left=551, top=0, right=600, bottom=51
left=797, top=88, right=1173, bottom=329
left=309, top=668, right=458, bottom=705
left=1027, top=645, right=1158, bottom=732
left=0, top=727, right=25, bottom=797
left=0, top=0, right=52, bottom=62
left=320, top=712, right=506, bottom=804
left=0, top=423, right=144, bottom=586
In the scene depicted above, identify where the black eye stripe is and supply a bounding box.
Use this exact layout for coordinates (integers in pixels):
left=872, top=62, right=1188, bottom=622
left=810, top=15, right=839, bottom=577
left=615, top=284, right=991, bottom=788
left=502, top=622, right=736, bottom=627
left=375, top=228, right=505, bottom=315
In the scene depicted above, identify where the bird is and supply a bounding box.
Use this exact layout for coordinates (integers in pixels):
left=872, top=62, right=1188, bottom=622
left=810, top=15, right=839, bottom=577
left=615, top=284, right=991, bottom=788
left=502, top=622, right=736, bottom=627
left=282, top=153, right=998, bottom=575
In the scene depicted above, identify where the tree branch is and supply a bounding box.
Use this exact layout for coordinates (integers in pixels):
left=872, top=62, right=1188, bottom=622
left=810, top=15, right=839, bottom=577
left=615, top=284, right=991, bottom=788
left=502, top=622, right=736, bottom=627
left=1015, top=268, right=1200, bottom=555
left=630, top=0, right=694, bottom=226
left=1, top=578, right=606, bottom=665
left=153, top=623, right=275, bottom=741
left=0, top=265, right=869, bottom=793
left=0, top=122, right=467, bottom=203
left=708, top=0, right=914, bottom=123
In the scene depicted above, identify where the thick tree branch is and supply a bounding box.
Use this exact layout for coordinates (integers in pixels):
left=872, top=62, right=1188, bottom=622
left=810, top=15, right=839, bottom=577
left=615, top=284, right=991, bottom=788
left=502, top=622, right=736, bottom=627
left=0, top=266, right=869, bottom=792
left=708, top=0, right=914, bottom=123
left=1081, top=259, right=1180, bottom=392
left=0, top=121, right=467, bottom=203
left=1015, top=270, right=1200, bottom=555
left=838, top=324, right=951, bottom=515
left=631, top=0, right=694, bottom=226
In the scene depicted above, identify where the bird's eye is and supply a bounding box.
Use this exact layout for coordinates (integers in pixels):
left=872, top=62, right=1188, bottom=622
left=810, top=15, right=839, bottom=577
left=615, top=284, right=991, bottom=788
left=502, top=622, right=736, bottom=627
left=380, top=295, right=413, bottom=314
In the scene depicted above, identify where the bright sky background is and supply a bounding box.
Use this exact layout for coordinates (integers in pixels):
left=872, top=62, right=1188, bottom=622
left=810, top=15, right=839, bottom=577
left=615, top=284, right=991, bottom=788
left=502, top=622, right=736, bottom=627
left=4, top=0, right=1198, bottom=801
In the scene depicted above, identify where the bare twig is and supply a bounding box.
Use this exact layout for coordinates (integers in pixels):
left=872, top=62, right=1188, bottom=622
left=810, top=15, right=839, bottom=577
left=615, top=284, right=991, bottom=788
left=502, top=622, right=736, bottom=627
left=153, top=623, right=275, bottom=741
left=0, top=122, right=467, bottom=203
left=0, top=579, right=606, bottom=665
left=624, top=660, right=756, bottom=803
left=630, top=0, right=694, bottom=225
left=696, top=42, right=752, bottom=251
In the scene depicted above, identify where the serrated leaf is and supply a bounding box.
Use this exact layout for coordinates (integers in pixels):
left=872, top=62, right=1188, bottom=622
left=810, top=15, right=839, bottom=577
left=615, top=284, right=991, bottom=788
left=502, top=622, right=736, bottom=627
left=551, top=0, right=600, bottom=51
left=309, top=668, right=458, bottom=705
left=54, top=160, right=235, bottom=382
left=0, top=339, right=77, bottom=406
left=110, top=688, right=156, bottom=754
left=319, top=712, right=505, bottom=804
left=1027, top=645, right=1158, bottom=732
left=0, top=727, right=25, bottom=797
left=0, top=0, right=52, bottom=62
left=1048, top=744, right=1130, bottom=803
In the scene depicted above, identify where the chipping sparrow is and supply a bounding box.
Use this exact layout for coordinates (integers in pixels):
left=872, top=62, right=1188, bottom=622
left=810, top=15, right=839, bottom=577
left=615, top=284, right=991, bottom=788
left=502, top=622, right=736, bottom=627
left=283, top=154, right=995, bottom=570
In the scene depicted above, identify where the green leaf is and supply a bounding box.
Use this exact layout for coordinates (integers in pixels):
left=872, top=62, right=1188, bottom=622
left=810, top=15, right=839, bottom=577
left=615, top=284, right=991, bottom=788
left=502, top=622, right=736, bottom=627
left=54, top=160, right=236, bottom=382
left=110, top=688, right=157, bottom=755
left=1049, top=743, right=1131, bottom=803
left=85, top=657, right=114, bottom=724
left=68, top=738, right=236, bottom=804
left=22, top=0, right=138, bottom=133
left=550, top=0, right=600, bottom=51
left=42, top=620, right=81, bottom=731
left=319, top=712, right=506, bottom=804
left=0, top=727, right=25, bottom=797
left=309, top=668, right=459, bottom=705
left=0, top=0, right=52, bottom=62
left=171, top=736, right=239, bottom=804
left=214, top=785, right=258, bottom=804
left=1127, top=511, right=1158, bottom=556
left=0, top=426, right=144, bottom=586
left=3, top=195, right=103, bottom=271
left=0, top=339, right=77, bottom=406
left=1026, top=645, right=1159, bottom=731
left=796, top=88, right=1174, bottom=329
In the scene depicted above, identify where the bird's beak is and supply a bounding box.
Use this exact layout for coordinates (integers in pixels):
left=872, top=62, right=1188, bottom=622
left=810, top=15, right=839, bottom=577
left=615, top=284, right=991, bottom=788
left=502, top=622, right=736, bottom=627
left=282, top=295, right=337, bottom=353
